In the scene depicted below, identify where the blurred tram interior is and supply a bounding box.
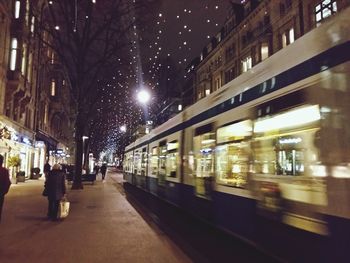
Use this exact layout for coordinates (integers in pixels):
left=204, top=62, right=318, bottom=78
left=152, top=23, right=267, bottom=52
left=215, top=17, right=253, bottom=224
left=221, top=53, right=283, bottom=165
left=123, top=6, right=350, bottom=262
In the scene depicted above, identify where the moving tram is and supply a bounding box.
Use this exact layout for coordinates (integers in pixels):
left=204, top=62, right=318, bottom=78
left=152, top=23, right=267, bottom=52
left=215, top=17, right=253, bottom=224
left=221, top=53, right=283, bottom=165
left=123, top=8, right=350, bottom=262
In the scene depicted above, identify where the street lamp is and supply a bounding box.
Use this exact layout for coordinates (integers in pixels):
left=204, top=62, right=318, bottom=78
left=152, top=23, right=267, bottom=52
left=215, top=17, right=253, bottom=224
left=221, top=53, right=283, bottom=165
left=137, top=89, right=151, bottom=104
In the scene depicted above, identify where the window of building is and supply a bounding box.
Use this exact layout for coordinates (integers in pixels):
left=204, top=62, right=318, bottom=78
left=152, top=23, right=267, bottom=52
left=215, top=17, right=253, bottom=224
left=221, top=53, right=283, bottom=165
left=261, top=42, right=269, bottom=61
left=50, top=52, right=55, bottom=64
left=51, top=79, right=56, bottom=96
left=21, top=43, right=27, bottom=75
left=44, top=105, right=48, bottom=124
left=14, top=1, right=21, bottom=19
left=166, top=141, right=178, bottom=177
left=25, top=0, right=30, bottom=26
left=30, top=16, right=35, bottom=34
left=315, top=0, right=337, bottom=26
left=28, top=52, right=33, bottom=83
left=281, top=27, right=295, bottom=48
left=216, top=120, right=252, bottom=188
left=10, top=38, right=18, bottom=71
left=282, top=32, right=287, bottom=48
left=289, top=28, right=295, bottom=43
left=214, top=77, right=221, bottom=91
left=205, top=88, right=211, bottom=96
left=242, top=56, right=252, bottom=73
left=225, top=67, right=235, bottom=83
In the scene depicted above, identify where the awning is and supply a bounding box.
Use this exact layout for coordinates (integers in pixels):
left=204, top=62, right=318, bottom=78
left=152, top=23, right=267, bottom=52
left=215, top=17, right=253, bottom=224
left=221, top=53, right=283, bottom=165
left=35, top=130, right=58, bottom=151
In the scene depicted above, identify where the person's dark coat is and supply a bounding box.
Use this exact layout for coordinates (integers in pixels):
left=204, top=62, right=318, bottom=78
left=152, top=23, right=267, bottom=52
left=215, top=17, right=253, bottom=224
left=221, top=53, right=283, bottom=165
left=0, top=167, right=11, bottom=196
left=100, top=165, right=107, bottom=174
left=45, top=169, right=66, bottom=200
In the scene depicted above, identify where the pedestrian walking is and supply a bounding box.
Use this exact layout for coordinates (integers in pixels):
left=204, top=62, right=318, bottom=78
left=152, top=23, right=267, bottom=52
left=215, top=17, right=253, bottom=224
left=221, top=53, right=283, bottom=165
left=0, top=154, right=11, bottom=222
left=44, top=164, right=66, bottom=221
left=44, top=160, right=51, bottom=178
left=100, top=163, right=107, bottom=180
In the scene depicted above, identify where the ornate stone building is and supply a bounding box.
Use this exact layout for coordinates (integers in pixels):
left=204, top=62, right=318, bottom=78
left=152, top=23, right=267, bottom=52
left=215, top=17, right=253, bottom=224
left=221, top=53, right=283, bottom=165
left=0, top=0, right=74, bottom=179
left=192, top=0, right=349, bottom=102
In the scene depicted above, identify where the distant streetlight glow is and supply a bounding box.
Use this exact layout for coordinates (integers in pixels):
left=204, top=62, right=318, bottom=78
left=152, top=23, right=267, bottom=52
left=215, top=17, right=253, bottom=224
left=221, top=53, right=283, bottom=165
left=137, top=89, right=151, bottom=104
left=120, top=125, right=126, bottom=133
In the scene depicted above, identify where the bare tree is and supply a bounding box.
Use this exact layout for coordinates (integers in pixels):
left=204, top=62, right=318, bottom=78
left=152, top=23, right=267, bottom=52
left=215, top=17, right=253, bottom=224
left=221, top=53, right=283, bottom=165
left=39, top=0, right=159, bottom=188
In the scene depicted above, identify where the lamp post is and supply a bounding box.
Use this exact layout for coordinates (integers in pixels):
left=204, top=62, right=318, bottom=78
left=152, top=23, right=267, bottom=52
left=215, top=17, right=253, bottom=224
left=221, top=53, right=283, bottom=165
left=82, top=136, right=89, bottom=173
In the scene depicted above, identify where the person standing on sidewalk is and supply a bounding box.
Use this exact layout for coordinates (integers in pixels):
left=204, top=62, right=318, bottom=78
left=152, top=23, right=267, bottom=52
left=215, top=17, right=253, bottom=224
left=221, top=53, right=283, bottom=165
left=0, top=154, right=11, bottom=222
left=100, top=163, right=107, bottom=180
left=44, top=164, right=66, bottom=221
left=44, top=160, right=51, bottom=178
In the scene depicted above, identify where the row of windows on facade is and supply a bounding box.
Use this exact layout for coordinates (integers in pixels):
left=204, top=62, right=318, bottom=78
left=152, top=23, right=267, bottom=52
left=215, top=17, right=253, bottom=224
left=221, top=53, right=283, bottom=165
left=196, top=0, right=338, bottom=100
left=9, top=37, right=60, bottom=97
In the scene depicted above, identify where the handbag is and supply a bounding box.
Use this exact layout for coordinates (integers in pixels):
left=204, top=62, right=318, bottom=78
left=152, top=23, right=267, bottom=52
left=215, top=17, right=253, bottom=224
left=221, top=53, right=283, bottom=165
left=59, top=198, right=70, bottom=219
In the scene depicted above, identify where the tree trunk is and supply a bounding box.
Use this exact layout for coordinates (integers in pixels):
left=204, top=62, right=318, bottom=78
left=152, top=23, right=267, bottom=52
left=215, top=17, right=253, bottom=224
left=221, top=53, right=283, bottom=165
left=71, top=123, right=84, bottom=189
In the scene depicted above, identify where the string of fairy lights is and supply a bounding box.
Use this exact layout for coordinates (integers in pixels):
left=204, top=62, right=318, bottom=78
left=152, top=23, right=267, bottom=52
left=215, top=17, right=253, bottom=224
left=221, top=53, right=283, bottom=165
left=62, top=0, right=232, bottom=159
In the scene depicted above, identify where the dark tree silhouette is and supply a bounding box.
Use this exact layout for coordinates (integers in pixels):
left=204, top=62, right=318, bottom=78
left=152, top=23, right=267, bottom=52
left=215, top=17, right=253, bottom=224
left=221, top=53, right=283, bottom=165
left=39, top=0, right=160, bottom=188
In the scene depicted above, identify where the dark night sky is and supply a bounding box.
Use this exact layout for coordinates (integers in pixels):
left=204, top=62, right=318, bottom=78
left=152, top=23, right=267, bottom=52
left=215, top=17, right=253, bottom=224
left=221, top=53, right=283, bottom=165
left=98, top=1, right=238, bottom=155
left=139, top=0, right=233, bottom=79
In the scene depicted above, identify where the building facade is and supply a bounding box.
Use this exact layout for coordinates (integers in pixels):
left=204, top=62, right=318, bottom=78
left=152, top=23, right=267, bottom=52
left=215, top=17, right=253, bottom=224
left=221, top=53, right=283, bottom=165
left=192, top=0, right=349, bottom=102
left=0, top=0, right=74, bottom=180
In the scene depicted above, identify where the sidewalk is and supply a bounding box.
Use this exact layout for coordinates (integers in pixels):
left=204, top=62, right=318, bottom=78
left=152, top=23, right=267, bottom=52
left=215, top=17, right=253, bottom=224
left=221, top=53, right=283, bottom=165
left=0, top=169, right=191, bottom=263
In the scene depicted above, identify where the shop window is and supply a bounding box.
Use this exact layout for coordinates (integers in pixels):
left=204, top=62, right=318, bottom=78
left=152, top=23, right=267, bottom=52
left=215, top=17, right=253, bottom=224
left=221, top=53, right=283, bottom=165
left=216, top=120, right=252, bottom=187
left=252, top=105, right=321, bottom=176
left=315, top=0, right=337, bottom=26
left=194, top=124, right=215, bottom=198
left=166, top=140, right=178, bottom=178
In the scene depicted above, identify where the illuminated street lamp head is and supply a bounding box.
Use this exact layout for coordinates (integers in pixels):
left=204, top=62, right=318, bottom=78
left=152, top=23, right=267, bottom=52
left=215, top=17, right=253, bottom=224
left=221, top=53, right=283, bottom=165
left=120, top=125, right=126, bottom=133
left=137, top=90, right=151, bottom=104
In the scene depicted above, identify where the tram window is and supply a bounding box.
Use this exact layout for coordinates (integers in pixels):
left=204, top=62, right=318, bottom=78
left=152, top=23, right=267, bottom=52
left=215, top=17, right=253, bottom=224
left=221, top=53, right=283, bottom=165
left=216, top=120, right=252, bottom=187
left=158, top=140, right=167, bottom=185
left=166, top=140, right=178, bottom=177
left=194, top=128, right=215, bottom=198
left=150, top=147, right=158, bottom=176
left=134, top=150, right=141, bottom=175
left=252, top=105, right=321, bottom=176
left=141, top=148, right=147, bottom=176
